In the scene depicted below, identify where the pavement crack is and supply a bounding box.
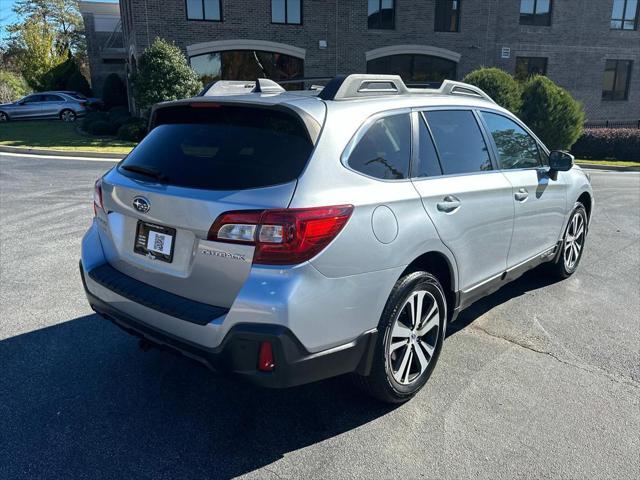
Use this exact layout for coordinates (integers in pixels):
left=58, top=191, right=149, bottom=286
left=468, top=324, right=640, bottom=390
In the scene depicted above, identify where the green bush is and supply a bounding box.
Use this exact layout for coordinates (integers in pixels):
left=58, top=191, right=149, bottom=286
left=519, top=76, right=585, bottom=150
left=87, top=120, right=116, bottom=136
left=42, top=57, right=79, bottom=92
left=0, top=71, right=29, bottom=103
left=133, top=37, right=202, bottom=112
left=571, top=128, right=640, bottom=162
left=117, top=119, right=147, bottom=142
left=107, top=106, right=131, bottom=129
left=463, top=68, right=522, bottom=112
left=81, top=111, right=108, bottom=131
left=66, top=70, right=92, bottom=96
left=102, top=73, right=128, bottom=110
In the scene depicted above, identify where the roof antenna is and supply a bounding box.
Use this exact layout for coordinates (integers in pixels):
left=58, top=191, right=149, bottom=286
left=253, top=78, right=285, bottom=94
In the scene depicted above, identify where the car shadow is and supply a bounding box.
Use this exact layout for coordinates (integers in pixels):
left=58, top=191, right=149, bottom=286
left=447, top=266, right=563, bottom=336
left=0, top=314, right=397, bottom=479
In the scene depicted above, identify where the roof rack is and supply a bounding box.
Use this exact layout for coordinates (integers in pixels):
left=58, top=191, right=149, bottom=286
left=318, top=74, right=495, bottom=103
left=201, top=78, right=285, bottom=96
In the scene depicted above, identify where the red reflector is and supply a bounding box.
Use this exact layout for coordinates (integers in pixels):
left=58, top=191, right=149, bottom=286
left=258, top=341, right=275, bottom=372
left=93, top=178, right=103, bottom=216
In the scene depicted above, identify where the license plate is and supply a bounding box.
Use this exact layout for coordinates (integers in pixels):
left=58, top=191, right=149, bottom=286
left=134, top=221, right=176, bottom=263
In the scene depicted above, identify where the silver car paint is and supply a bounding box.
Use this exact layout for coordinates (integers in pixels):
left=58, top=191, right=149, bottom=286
left=81, top=89, right=593, bottom=354
left=0, top=92, right=88, bottom=120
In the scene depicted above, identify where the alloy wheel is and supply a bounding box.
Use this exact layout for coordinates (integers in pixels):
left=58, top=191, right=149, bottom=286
left=61, top=110, right=76, bottom=122
left=0, top=112, right=7, bottom=122
left=564, top=212, right=585, bottom=270
left=387, top=290, right=440, bottom=385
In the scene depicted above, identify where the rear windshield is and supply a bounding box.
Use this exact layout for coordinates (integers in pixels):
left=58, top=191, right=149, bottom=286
left=118, top=105, right=314, bottom=190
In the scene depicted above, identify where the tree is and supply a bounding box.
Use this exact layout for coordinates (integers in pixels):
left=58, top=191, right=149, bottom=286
left=463, top=68, right=522, bottom=113
left=4, top=0, right=86, bottom=90
left=133, top=38, right=202, bottom=112
left=102, top=73, right=128, bottom=109
left=519, top=76, right=585, bottom=150
left=66, top=70, right=92, bottom=96
left=0, top=71, right=30, bottom=103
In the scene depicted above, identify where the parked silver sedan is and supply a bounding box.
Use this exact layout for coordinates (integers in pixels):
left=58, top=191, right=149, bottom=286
left=0, top=91, right=89, bottom=122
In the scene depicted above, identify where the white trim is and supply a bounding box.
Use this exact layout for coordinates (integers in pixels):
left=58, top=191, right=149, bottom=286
left=187, top=39, right=306, bottom=59
left=365, top=45, right=461, bottom=63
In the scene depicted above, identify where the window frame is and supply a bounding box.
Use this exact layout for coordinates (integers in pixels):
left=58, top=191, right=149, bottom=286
left=515, top=56, right=548, bottom=81
left=610, top=0, right=639, bottom=30
left=341, top=108, right=414, bottom=182
left=434, top=0, right=461, bottom=33
left=271, top=0, right=303, bottom=25
left=476, top=108, right=550, bottom=172
left=602, top=59, right=633, bottom=101
left=367, top=0, right=395, bottom=30
left=519, top=0, right=552, bottom=26
left=413, top=106, right=499, bottom=179
left=185, top=0, right=222, bottom=22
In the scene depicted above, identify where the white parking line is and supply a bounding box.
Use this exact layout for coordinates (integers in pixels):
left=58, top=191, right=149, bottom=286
left=0, top=151, right=119, bottom=162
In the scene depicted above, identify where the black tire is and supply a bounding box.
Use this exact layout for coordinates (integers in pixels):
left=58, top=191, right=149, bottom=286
left=353, top=271, right=447, bottom=404
left=60, top=109, right=76, bottom=122
left=547, top=202, right=588, bottom=279
left=0, top=111, right=8, bottom=122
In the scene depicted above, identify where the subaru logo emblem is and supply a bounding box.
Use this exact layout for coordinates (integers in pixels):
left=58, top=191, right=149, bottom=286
left=132, top=196, right=150, bottom=213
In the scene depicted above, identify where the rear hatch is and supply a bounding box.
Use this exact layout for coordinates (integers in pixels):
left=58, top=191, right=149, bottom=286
left=96, top=102, right=319, bottom=309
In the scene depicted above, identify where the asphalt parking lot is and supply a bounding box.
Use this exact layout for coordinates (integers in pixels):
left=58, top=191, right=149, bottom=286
left=1, top=153, right=639, bottom=480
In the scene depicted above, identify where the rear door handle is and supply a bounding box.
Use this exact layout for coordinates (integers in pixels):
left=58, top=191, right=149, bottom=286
left=514, top=188, right=529, bottom=201
left=437, top=195, right=461, bottom=213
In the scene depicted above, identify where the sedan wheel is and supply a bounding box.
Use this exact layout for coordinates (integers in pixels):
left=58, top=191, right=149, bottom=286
left=0, top=112, right=8, bottom=122
left=60, top=110, right=76, bottom=122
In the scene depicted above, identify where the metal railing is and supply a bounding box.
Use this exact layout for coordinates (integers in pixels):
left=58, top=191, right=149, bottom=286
left=584, top=120, right=640, bottom=129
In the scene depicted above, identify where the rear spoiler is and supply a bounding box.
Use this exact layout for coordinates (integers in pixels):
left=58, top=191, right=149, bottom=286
left=148, top=98, right=323, bottom=145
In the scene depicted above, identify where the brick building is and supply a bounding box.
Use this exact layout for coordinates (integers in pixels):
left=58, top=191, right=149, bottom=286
left=114, top=0, right=638, bottom=121
left=79, top=1, right=127, bottom=96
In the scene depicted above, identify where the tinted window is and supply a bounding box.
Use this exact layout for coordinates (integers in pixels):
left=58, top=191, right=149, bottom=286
left=515, top=56, right=547, bottom=81
left=481, top=112, right=541, bottom=169
left=415, top=115, right=442, bottom=178
left=44, top=95, right=64, bottom=102
left=272, top=0, right=301, bottom=24
left=347, top=114, right=411, bottom=180
left=435, top=0, right=460, bottom=32
left=119, top=106, right=313, bottom=190
left=186, top=0, right=220, bottom=20
left=423, top=110, right=492, bottom=175
left=611, top=0, right=638, bottom=30
left=602, top=59, right=633, bottom=101
left=23, top=95, right=43, bottom=104
left=520, top=0, right=551, bottom=26
left=368, top=0, right=394, bottom=29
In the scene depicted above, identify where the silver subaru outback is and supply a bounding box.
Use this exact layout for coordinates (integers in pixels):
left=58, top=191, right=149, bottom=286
left=80, top=75, right=593, bottom=403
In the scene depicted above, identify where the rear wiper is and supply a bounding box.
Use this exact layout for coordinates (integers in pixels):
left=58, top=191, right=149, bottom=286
left=120, top=164, right=169, bottom=181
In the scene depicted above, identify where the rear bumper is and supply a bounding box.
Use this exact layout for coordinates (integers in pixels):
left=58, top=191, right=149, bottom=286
left=80, top=261, right=377, bottom=388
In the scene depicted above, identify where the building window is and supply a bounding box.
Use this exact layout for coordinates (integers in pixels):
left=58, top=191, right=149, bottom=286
left=515, top=57, right=547, bottom=81
left=272, top=0, right=302, bottom=24
left=519, top=0, right=551, bottom=26
left=368, top=0, right=394, bottom=29
left=611, top=0, right=638, bottom=30
left=367, top=54, right=457, bottom=86
left=435, top=0, right=460, bottom=32
left=602, top=60, right=633, bottom=101
left=186, top=0, right=221, bottom=21
left=190, top=50, right=304, bottom=89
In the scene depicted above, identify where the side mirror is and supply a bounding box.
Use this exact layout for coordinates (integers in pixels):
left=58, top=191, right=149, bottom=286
left=549, top=150, right=574, bottom=172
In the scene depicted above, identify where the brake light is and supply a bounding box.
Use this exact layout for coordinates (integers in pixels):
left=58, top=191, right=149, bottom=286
left=258, top=341, right=275, bottom=372
left=207, top=205, right=354, bottom=265
left=93, top=179, right=103, bottom=216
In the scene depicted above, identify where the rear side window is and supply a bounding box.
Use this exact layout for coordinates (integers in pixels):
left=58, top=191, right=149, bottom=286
left=346, top=114, right=411, bottom=180
left=118, top=105, right=314, bottom=190
left=481, top=111, right=541, bottom=169
left=415, top=115, right=443, bottom=178
left=423, top=110, right=492, bottom=175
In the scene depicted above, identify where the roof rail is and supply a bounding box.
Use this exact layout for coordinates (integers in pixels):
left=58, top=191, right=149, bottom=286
left=202, top=78, right=285, bottom=96
left=317, top=74, right=495, bottom=103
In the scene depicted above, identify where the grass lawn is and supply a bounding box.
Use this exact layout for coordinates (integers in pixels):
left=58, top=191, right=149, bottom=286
left=575, top=159, right=639, bottom=167
left=0, top=120, right=135, bottom=154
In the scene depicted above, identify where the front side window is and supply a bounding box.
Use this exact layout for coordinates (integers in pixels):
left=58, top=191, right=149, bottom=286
left=435, top=0, right=460, bottom=32
left=347, top=114, right=411, bottom=180
left=22, top=95, right=44, bottom=104
left=602, top=59, right=633, bottom=100
left=272, top=0, right=302, bottom=24
left=611, top=0, right=638, bottom=30
left=519, top=0, right=551, bottom=26
left=515, top=56, right=548, bottom=81
left=186, top=0, right=221, bottom=21
left=481, top=112, right=541, bottom=169
left=423, top=110, right=492, bottom=175
left=368, top=0, right=395, bottom=29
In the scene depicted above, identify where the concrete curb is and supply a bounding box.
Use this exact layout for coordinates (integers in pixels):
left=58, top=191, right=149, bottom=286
left=0, top=145, right=126, bottom=160
left=576, top=162, right=640, bottom=172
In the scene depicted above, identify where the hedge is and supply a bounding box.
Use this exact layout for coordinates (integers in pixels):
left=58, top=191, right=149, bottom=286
left=117, top=119, right=147, bottom=142
left=571, top=128, right=640, bottom=162
left=87, top=120, right=117, bottom=136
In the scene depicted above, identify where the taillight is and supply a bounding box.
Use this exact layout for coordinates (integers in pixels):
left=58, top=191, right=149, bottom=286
left=207, top=205, right=354, bottom=265
left=258, top=341, right=275, bottom=372
left=93, top=179, right=103, bottom=216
